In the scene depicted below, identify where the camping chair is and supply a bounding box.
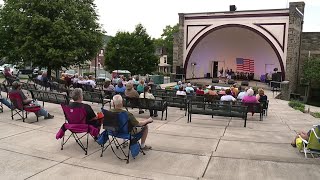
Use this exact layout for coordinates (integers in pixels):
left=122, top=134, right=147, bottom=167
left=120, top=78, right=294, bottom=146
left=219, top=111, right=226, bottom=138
left=99, top=109, right=145, bottom=163
left=8, top=92, right=40, bottom=122
left=56, top=104, right=100, bottom=155
left=299, top=125, right=320, bottom=158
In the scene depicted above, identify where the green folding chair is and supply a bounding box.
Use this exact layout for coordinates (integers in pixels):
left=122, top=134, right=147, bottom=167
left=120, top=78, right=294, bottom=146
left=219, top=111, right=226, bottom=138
left=299, top=125, right=320, bottom=158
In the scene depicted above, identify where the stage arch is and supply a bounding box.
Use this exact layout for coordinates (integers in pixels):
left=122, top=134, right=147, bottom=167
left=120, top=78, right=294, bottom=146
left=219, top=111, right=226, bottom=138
left=184, top=24, right=285, bottom=80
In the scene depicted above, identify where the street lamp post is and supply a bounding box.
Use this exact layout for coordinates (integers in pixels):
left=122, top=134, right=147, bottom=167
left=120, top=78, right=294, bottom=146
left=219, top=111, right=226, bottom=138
left=116, top=44, right=120, bottom=76
left=95, top=53, right=98, bottom=80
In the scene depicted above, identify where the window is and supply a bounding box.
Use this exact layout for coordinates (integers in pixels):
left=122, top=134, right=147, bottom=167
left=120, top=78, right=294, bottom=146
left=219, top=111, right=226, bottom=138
left=164, top=57, right=167, bottom=63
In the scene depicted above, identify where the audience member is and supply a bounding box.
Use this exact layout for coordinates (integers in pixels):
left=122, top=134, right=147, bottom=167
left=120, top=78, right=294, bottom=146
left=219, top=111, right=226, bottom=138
left=237, top=87, right=248, bottom=100
left=220, top=89, right=236, bottom=101
left=176, top=86, right=186, bottom=96
left=69, top=88, right=101, bottom=128
left=196, top=86, right=204, bottom=95
left=10, top=81, right=54, bottom=119
left=115, top=81, right=126, bottom=94
left=174, top=81, right=182, bottom=90
left=137, top=80, right=145, bottom=94
left=185, top=83, right=194, bottom=94
left=103, top=80, right=115, bottom=92
left=139, top=86, right=157, bottom=117
left=242, top=89, right=258, bottom=103
left=0, top=97, right=12, bottom=109
left=125, top=82, right=144, bottom=114
left=111, top=95, right=153, bottom=150
left=87, top=75, right=96, bottom=88
left=256, top=88, right=268, bottom=102
left=208, top=86, right=218, bottom=96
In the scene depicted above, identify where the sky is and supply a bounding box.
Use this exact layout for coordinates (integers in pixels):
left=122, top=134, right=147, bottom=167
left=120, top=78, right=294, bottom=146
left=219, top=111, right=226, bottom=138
left=1, top=0, right=320, bottom=38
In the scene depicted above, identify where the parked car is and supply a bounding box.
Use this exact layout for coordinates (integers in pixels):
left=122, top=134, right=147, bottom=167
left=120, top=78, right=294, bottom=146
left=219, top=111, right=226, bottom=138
left=0, top=64, right=19, bottom=75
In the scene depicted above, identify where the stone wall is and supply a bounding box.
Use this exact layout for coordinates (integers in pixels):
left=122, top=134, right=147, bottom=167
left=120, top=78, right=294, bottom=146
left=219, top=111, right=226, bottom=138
left=300, top=32, right=320, bottom=78
left=172, top=13, right=185, bottom=74
left=283, top=1, right=305, bottom=100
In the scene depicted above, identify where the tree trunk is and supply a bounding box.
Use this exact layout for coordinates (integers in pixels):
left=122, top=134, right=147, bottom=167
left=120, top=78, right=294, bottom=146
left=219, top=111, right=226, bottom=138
left=47, top=66, right=52, bottom=80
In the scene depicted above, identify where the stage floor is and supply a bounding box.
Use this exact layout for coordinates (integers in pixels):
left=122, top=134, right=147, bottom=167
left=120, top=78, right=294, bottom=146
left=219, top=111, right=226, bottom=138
left=188, top=79, right=270, bottom=89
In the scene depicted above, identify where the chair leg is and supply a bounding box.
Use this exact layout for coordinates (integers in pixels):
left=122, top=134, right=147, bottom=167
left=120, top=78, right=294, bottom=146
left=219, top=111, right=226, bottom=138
left=161, top=110, right=164, bottom=120
left=11, top=109, right=13, bottom=120
left=165, top=108, right=167, bottom=120
left=61, top=135, right=65, bottom=150
left=85, top=133, right=89, bottom=155
left=22, top=111, right=25, bottom=122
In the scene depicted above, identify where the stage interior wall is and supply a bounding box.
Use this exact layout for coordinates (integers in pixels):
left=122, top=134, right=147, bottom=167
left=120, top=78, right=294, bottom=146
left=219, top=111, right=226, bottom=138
left=186, top=27, right=282, bottom=80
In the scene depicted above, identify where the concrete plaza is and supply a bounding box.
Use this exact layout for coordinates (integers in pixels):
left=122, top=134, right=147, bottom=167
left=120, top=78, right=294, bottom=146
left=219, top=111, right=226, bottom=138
left=0, top=89, right=319, bottom=179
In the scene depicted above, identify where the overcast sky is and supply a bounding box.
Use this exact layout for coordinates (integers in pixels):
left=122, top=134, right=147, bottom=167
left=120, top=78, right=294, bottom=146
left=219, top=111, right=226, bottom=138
left=1, top=0, right=320, bottom=38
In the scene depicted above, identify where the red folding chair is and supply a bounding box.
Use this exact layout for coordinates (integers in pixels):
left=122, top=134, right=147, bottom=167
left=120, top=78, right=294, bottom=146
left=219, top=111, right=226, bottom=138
left=9, top=92, right=40, bottom=122
left=57, top=104, right=100, bottom=155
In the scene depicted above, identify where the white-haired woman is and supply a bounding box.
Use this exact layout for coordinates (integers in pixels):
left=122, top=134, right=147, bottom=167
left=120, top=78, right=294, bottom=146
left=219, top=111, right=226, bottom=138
left=242, top=88, right=258, bottom=103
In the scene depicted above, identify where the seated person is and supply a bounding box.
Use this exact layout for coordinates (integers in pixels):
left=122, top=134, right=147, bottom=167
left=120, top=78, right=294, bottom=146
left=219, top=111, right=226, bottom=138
left=137, top=80, right=145, bottom=94
left=174, top=81, right=182, bottom=90
left=139, top=86, right=157, bottom=117
left=115, top=81, right=126, bottom=94
left=256, top=88, right=268, bottom=102
left=0, top=97, right=12, bottom=109
left=10, top=81, right=54, bottom=119
left=218, top=88, right=226, bottom=95
left=125, top=83, right=144, bottom=114
left=111, top=95, right=153, bottom=150
left=231, top=84, right=239, bottom=96
left=77, top=76, right=87, bottom=84
left=86, top=75, right=96, bottom=88
left=220, top=89, right=236, bottom=101
left=242, top=89, right=259, bottom=103
left=103, top=80, right=115, bottom=92
left=237, top=87, right=248, bottom=100
left=185, top=83, right=194, bottom=94
left=72, top=73, right=79, bottom=84
left=196, top=86, right=204, bottom=95
left=176, top=86, right=186, bottom=96
left=208, top=86, right=218, bottom=96
left=69, top=88, right=101, bottom=128
left=291, top=125, right=320, bottom=147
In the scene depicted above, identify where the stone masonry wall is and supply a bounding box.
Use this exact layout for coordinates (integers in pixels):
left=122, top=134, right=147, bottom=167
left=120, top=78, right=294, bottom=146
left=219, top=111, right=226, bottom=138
left=172, top=13, right=185, bottom=74
left=284, top=2, right=305, bottom=100
left=300, top=32, right=320, bottom=79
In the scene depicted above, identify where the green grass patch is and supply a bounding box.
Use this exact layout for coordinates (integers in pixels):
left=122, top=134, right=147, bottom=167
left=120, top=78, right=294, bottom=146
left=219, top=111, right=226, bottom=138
left=311, top=112, right=320, bottom=118
left=289, top=100, right=305, bottom=113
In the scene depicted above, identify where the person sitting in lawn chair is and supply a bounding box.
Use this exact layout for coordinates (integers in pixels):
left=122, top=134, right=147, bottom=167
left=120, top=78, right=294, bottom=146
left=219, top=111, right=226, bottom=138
left=111, top=95, right=153, bottom=150
left=69, top=88, right=102, bottom=129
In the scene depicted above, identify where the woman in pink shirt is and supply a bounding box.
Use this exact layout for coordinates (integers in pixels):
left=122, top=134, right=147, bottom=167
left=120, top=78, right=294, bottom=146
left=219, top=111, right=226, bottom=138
left=242, top=89, right=258, bottom=103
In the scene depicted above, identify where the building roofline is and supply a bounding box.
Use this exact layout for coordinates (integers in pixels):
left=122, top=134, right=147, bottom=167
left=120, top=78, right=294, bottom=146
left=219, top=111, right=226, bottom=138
left=179, top=8, right=289, bottom=16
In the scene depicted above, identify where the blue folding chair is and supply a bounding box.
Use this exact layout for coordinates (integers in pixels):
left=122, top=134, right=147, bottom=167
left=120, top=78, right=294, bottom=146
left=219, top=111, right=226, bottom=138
left=98, top=109, right=146, bottom=163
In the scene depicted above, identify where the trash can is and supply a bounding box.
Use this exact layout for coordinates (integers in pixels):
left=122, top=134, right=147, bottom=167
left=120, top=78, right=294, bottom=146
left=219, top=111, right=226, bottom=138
left=150, top=75, right=164, bottom=84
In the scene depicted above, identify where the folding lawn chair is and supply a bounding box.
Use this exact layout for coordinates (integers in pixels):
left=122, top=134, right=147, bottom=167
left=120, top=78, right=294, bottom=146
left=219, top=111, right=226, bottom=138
left=98, top=109, right=145, bottom=163
left=9, top=91, right=40, bottom=122
left=299, top=125, right=320, bottom=158
left=56, top=104, right=100, bottom=155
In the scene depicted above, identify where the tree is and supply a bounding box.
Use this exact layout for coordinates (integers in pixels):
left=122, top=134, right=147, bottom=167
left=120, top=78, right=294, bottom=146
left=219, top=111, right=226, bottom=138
left=303, top=57, right=320, bottom=85
left=0, top=0, right=103, bottom=78
left=155, top=24, right=179, bottom=65
left=104, top=24, right=158, bottom=75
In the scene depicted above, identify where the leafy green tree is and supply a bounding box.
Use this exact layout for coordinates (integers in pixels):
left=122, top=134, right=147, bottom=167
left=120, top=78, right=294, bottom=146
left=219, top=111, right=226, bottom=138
left=104, top=24, right=158, bottom=75
left=303, top=57, right=320, bottom=85
left=0, top=0, right=103, bottom=78
left=156, top=24, right=179, bottom=65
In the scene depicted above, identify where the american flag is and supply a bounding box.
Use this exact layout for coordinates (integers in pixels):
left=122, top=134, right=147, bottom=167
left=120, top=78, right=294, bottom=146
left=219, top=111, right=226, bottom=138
left=236, top=58, right=254, bottom=72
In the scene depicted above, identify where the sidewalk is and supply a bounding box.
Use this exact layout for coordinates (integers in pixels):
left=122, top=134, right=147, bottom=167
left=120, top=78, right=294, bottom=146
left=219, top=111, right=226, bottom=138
left=0, top=89, right=319, bottom=179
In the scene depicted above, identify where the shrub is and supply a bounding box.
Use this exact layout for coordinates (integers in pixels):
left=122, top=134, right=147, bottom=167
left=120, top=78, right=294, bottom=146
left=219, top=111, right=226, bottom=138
left=289, top=100, right=305, bottom=113
left=83, top=72, right=94, bottom=77
left=312, top=112, right=320, bottom=118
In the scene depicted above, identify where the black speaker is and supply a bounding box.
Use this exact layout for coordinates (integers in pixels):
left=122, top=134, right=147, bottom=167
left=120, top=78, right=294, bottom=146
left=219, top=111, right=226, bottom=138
left=206, top=73, right=211, bottom=78
left=241, top=81, right=249, bottom=86
left=230, top=5, right=237, bottom=11
left=212, top=78, right=219, bottom=83
left=228, top=79, right=235, bottom=84
left=272, top=72, right=281, bottom=82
